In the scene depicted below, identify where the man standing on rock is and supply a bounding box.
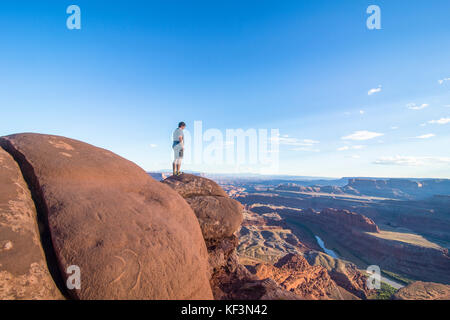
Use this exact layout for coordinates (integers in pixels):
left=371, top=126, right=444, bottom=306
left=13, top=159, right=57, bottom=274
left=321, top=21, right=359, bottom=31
left=172, top=122, right=186, bottom=176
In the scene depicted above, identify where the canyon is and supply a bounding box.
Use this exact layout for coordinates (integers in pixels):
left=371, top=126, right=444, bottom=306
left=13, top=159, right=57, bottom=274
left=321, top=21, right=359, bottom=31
left=152, top=171, right=450, bottom=298
left=218, top=175, right=450, bottom=291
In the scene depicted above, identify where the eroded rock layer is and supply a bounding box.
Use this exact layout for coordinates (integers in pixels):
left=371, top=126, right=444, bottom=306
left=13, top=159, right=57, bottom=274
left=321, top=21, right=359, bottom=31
left=250, top=253, right=355, bottom=300
left=0, top=147, right=63, bottom=300
left=393, top=281, right=450, bottom=300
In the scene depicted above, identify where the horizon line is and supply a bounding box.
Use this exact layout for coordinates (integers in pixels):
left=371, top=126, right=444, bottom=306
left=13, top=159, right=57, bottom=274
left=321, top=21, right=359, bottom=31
left=146, top=170, right=450, bottom=180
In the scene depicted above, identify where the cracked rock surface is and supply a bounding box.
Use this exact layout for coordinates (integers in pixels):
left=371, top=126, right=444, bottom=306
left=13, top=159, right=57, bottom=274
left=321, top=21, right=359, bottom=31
left=0, top=133, right=212, bottom=300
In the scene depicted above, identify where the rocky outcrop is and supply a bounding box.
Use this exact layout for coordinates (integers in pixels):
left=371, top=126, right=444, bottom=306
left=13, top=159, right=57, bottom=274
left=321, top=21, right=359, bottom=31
left=163, top=174, right=246, bottom=297
left=303, top=251, right=374, bottom=299
left=163, top=174, right=228, bottom=198
left=0, top=133, right=213, bottom=300
left=249, top=254, right=353, bottom=300
left=164, top=174, right=242, bottom=241
left=393, top=281, right=450, bottom=300
left=163, top=174, right=299, bottom=300
left=236, top=208, right=373, bottom=299
left=237, top=210, right=305, bottom=265
left=0, top=148, right=63, bottom=300
left=186, top=196, right=243, bottom=240
left=210, top=265, right=300, bottom=300
left=302, top=208, right=380, bottom=233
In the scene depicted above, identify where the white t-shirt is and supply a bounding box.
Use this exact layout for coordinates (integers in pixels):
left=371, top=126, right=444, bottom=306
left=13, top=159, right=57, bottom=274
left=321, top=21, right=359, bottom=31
left=173, top=128, right=184, bottom=143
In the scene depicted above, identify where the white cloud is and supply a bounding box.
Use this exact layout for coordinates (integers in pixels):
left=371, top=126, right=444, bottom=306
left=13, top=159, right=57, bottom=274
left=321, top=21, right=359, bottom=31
left=368, top=85, right=382, bottom=95
left=438, top=78, right=450, bottom=85
left=407, top=103, right=429, bottom=110
left=337, top=145, right=365, bottom=151
left=428, top=117, right=450, bottom=125
left=291, top=147, right=320, bottom=152
left=414, top=134, right=435, bottom=139
left=420, top=123, right=427, bottom=127
left=273, top=135, right=320, bottom=146
left=359, top=110, right=365, bottom=114
left=150, top=144, right=158, bottom=148
left=302, top=139, right=320, bottom=145
left=374, top=156, right=450, bottom=166
left=390, top=126, right=399, bottom=130
left=342, top=130, right=384, bottom=141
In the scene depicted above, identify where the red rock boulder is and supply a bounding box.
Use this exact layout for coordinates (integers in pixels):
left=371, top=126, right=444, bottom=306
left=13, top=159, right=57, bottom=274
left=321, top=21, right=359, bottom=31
left=0, top=133, right=213, bottom=300
left=163, top=174, right=243, bottom=241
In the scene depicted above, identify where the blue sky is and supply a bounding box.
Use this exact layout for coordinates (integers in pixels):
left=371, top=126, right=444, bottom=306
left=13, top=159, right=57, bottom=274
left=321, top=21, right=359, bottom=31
left=1, top=0, right=449, bottom=178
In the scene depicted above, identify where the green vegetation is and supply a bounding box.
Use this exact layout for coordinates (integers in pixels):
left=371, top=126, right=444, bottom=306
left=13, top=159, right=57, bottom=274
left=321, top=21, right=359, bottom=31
left=381, top=270, right=414, bottom=286
left=368, top=282, right=398, bottom=300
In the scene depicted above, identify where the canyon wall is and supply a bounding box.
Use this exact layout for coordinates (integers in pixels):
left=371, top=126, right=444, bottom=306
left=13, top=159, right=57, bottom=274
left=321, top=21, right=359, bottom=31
left=282, top=208, right=450, bottom=284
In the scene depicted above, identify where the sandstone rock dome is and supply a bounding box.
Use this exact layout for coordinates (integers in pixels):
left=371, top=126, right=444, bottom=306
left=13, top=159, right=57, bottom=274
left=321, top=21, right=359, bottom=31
left=0, top=133, right=212, bottom=300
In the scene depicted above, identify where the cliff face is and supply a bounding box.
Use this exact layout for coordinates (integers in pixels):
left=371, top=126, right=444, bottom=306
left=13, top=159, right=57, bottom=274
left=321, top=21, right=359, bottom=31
left=277, top=178, right=450, bottom=200
left=345, top=178, right=450, bottom=199
left=283, top=208, right=450, bottom=284
left=303, top=208, right=380, bottom=233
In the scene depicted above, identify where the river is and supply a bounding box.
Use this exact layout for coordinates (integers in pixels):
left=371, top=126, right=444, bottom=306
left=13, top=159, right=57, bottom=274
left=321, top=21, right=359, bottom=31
left=314, top=235, right=339, bottom=258
left=314, top=235, right=405, bottom=289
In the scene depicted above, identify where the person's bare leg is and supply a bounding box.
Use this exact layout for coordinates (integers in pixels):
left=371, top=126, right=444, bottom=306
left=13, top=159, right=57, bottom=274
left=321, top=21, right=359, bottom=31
left=173, top=161, right=176, bottom=176
left=176, top=162, right=181, bottom=175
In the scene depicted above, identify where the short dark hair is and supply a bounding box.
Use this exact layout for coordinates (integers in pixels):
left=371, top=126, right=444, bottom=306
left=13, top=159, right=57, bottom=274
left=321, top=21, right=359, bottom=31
left=178, top=122, right=186, bottom=128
